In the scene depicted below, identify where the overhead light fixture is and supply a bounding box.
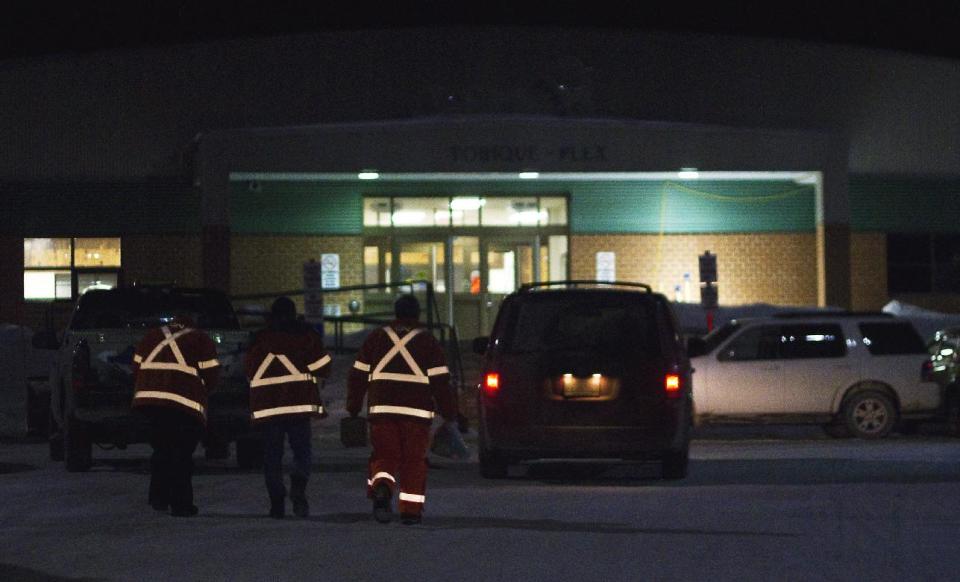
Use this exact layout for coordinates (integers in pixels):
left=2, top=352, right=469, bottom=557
left=450, top=197, right=486, bottom=211
left=358, top=170, right=380, bottom=180
left=678, top=168, right=699, bottom=180
left=518, top=171, right=540, bottom=180
left=391, top=210, right=425, bottom=225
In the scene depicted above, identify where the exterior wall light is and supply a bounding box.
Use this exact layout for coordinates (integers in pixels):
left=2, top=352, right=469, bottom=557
left=518, top=171, right=540, bottom=179
left=678, top=168, right=699, bottom=179
left=358, top=171, right=380, bottom=180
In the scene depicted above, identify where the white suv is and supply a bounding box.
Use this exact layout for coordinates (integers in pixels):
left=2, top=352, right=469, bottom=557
left=688, top=313, right=939, bottom=438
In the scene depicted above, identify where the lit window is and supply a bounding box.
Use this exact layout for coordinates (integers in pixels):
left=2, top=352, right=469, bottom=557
left=392, top=198, right=451, bottom=227
left=23, top=237, right=122, bottom=300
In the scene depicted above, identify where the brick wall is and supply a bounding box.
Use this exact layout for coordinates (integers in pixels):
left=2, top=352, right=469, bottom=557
left=850, top=232, right=887, bottom=310
left=230, top=235, right=364, bottom=314
left=570, top=233, right=819, bottom=306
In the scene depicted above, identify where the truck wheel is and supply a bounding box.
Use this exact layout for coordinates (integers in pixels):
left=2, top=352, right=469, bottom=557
left=844, top=391, right=897, bottom=439
left=49, top=410, right=64, bottom=462
left=661, top=448, right=689, bottom=480
left=64, top=416, right=92, bottom=472
left=236, top=438, right=263, bottom=470
left=479, top=449, right=509, bottom=479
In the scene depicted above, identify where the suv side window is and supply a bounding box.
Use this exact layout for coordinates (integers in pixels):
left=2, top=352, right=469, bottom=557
left=718, top=325, right=780, bottom=361
left=780, top=324, right=846, bottom=359
left=858, top=322, right=927, bottom=355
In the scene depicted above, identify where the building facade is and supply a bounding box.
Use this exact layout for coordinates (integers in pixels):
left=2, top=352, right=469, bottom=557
left=1, top=28, right=958, bottom=334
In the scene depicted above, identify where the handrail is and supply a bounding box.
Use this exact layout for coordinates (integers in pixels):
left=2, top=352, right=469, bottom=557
left=518, top=280, right=653, bottom=292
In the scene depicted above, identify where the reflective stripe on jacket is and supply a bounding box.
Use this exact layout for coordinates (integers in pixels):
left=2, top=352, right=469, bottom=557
left=244, top=323, right=331, bottom=423
left=346, top=319, right=456, bottom=423
left=132, top=323, right=220, bottom=424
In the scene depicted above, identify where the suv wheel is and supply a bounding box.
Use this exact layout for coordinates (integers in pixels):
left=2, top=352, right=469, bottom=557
left=64, top=415, right=92, bottom=472
left=49, top=410, right=64, bottom=462
left=844, top=391, right=897, bottom=439
left=479, top=449, right=509, bottom=479
left=661, top=448, right=689, bottom=480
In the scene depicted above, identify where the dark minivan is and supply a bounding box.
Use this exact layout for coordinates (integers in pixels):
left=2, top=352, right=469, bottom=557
left=473, top=281, right=693, bottom=479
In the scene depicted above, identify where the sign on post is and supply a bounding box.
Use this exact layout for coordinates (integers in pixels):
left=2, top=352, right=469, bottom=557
left=320, top=253, right=340, bottom=289
left=595, top=252, right=616, bottom=282
left=698, top=251, right=717, bottom=284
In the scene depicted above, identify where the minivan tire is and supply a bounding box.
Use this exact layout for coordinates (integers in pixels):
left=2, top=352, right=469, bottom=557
left=64, top=416, right=93, bottom=472
left=479, top=449, right=509, bottom=479
left=661, top=448, right=689, bottom=480
left=844, top=390, right=897, bottom=439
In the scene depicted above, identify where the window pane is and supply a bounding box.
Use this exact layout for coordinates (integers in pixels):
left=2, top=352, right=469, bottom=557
left=859, top=322, right=927, bottom=355
left=392, top=197, right=451, bottom=227
left=934, top=235, right=960, bottom=293
left=364, top=246, right=381, bottom=285
left=363, top=198, right=392, bottom=227
left=24, top=238, right=71, bottom=268
left=452, top=237, right=480, bottom=294
left=548, top=235, right=568, bottom=281
left=450, top=197, right=482, bottom=226
left=887, top=233, right=932, bottom=293
left=779, top=324, right=846, bottom=359
left=487, top=249, right=516, bottom=293
left=540, top=197, right=568, bottom=225
left=74, top=238, right=121, bottom=267
left=398, top=241, right=446, bottom=291
left=24, top=270, right=71, bottom=300
left=719, top=326, right=780, bottom=361
left=78, top=272, right=118, bottom=295
left=482, top=197, right=540, bottom=226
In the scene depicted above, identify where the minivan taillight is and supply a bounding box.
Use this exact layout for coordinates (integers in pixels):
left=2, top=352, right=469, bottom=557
left=483, top=373, right=500, bottom=396
left=665, top=373, right=681, bottom=398
left=921, top=359, right=935, bottom=382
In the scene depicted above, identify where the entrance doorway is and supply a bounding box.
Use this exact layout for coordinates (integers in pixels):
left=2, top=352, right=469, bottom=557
left=364, top=232, right=568, bottom=339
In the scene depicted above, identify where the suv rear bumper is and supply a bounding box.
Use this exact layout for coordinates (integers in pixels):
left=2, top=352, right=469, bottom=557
left=484, top=420, right=689, bottom=460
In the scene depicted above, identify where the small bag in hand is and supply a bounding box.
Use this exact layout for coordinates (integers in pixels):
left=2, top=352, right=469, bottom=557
left=430, top=421, right=469, bottom=459
left=340, top=416, right=368, bottom=448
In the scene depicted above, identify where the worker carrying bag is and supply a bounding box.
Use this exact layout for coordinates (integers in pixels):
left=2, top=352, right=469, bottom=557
left=430, top=421, right=469, bottom=460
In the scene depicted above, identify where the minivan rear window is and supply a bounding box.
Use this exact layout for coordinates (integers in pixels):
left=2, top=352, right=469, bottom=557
left=858, top=322, right=926, bottom=355
left=499, top=293, right=660, bottom=356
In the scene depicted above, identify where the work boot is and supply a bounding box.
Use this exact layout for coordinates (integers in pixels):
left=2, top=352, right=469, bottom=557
left=400, top=513, right=422, bottom=526
left=290, top=475, right=309, bottom=518
left=372, top=482, right=393, bottom=524
left=269, top=496, right=286, bottom=519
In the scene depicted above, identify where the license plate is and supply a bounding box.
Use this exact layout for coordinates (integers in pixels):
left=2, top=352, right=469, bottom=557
left=561, top=376, right=602, bottom=397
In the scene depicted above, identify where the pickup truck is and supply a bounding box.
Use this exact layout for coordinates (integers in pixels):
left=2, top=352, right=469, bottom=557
left=33, top=285, right=259, bottom=471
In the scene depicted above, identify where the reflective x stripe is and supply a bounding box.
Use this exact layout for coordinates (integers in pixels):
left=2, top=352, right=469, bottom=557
left=426, top=366, right=449, bottom=376
left=368, top=405, right=434, bottom=419
left=251, top=404, right=319, bottom=419
left=250, top=353, right=316, bottom=388
left=140, top=327, right=199, bottom=377
left=367, top=471, right=396, bottom=487
left=399, top=492, right=425, bottom=504
left=353, top=361, right=371, bottom=372
left=371, top=327, right=429, bottom=384
left=307, top=354, right=331, bottom=371
left=197, top=358, right=220, bottom=369
left=133, top=354, right=143, bottom=364
left=134, top=390, right=205, bottom=414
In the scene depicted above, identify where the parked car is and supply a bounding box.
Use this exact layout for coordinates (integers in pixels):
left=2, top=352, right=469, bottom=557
left=33, top=285, right=258, bottom=471
left=473, top=280, right=693, bottom=479
left=688, top=312, right=940, bottom=438
left=928, top=327, right=960, bottom=434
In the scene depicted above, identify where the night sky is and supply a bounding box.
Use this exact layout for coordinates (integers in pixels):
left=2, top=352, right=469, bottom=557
left=3, top=0, right=959, bottom=60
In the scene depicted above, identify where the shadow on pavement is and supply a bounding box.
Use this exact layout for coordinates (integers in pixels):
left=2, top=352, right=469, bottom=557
left=0, top=462, right=36, bottom=474
left=0, top=564, right=102, bottom=582
left=196, top=511, right=798, bottom=538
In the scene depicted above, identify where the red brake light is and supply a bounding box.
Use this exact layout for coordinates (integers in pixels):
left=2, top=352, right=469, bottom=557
left=665, top=373, right=681, bottom=397
left=484, top=373, right=500, bottom=396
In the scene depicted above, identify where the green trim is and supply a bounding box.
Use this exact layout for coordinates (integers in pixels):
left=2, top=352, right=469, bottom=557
left=850, top=175, right=960, bottom=233
left=232, top=179, right=816, bottom=235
